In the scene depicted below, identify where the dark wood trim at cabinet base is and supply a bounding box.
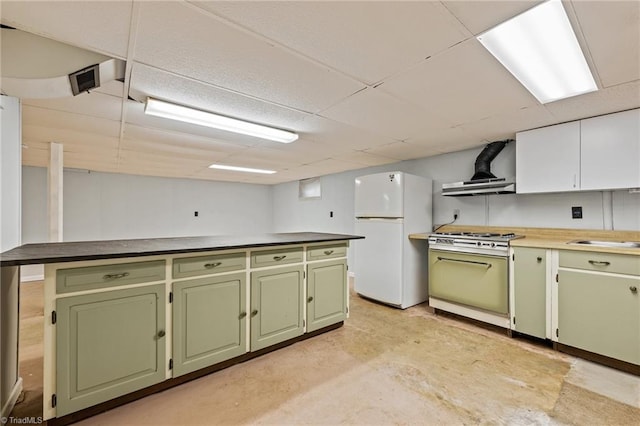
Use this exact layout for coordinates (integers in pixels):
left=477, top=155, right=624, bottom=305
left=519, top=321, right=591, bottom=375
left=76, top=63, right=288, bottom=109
left=45, top=322, right=343, bottom=426
left=555, top=343, right=640, bottom=376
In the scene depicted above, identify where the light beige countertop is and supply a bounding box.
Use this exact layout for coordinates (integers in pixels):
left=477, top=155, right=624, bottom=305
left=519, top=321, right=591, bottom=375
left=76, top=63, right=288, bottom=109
left=409, top=226, right=640, bottom=256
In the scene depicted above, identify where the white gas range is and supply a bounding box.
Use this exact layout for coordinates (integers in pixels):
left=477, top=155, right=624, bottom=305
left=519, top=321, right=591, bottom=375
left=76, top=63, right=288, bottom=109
left=427, top=231, right=523, bottom=328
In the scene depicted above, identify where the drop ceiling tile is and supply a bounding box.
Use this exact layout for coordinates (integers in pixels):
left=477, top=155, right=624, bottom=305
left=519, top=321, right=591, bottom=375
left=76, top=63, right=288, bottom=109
left=285, top=158, right=368, bottom=180
left=381, top=39, right=539, bottom=126
left=0, top=1, right=132, bottom=58
left=458, top=105, right=557, bottom=140
left=128, top=62, right=310, bottom=131
left=331, top=151, right=399, bottom=167
left=320, top=87, right=453, bottom=141
left=195, top=1, right=469, bottom=84
left=134, top=2, right=364, bottom=113
left=22, top=105, right=121, bottom=136
left=119, top=138, right=231, bottom=163
left=238, top=146, right=323, bottom=166
left=124, top=123, right=249, bottom=156
left=405, top=125, right=481, bottom=151
left=442, top=1, right=542, bottom=35
left=23, top=92, right=123, bottom=121
left=363, top=141, right=443, bottom=161
left=297, top=115, right=397, bottom=151
left=572, top=1, right=640, bottom=87
left=544, top=80, right=640, bottom=123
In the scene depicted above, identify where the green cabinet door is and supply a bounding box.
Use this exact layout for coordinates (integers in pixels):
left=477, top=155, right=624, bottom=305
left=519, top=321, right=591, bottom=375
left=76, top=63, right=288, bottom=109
left=251, top=265, right=304, bottom=351
left=172, top=273, right=247, bottom=377
left=56, top=284, right=166, bottom=416
left=558, top=270, right=640, bottom=365
left=307, top=260, right=347, bottom=332
left=513, top=247, right=547, bottom=338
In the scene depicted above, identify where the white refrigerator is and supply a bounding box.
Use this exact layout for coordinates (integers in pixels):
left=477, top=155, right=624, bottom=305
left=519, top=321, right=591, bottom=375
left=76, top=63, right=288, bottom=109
left=354, top=171, right=432, bottom=309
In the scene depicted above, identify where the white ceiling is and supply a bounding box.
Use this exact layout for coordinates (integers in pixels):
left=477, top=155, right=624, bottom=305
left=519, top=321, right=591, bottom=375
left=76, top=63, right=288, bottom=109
left=1, top=0, right=639, bottom=184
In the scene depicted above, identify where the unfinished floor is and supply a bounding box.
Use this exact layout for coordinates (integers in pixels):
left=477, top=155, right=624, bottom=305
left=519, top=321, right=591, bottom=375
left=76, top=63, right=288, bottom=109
left=11, top=281, right=640, bottom=425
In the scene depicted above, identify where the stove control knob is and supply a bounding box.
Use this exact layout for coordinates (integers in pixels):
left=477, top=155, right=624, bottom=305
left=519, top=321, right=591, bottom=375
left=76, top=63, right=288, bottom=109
left=491, top=242, right=496, bottom=248
left=476, top=241, right=481, bottom=246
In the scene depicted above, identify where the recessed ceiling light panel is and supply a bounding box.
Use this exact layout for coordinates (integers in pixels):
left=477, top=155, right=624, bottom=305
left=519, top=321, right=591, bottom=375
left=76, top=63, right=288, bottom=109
left=477, top=0, right=597, bottom=104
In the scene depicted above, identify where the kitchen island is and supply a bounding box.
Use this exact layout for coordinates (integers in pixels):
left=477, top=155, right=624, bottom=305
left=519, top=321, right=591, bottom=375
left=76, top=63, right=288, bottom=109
left=0, top=232, right=363, bottom=424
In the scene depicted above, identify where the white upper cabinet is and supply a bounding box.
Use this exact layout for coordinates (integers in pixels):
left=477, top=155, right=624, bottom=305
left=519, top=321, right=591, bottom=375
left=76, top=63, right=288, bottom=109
left=580, top=109, right=640, bottom=191
left=516, top=121, right=581, bottom=194
left=516, top=109, right=640, bottom=194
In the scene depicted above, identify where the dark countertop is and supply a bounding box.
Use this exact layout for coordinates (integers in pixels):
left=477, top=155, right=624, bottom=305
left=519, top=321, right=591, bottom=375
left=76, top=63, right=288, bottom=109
left=0, top=232, right=364, bottom=266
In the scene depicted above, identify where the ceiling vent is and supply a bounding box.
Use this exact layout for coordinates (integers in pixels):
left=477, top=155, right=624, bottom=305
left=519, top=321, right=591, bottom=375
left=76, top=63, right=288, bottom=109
left=69, top=64, right=100, bottom=96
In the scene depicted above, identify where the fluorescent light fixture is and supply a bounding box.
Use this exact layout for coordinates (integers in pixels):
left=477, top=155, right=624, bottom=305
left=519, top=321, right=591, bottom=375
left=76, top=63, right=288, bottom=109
left=209, top=164, right=276, bottom=174
left=145, top=98, right=298, bottom=143
left=477, top=0, right=597, bottom=104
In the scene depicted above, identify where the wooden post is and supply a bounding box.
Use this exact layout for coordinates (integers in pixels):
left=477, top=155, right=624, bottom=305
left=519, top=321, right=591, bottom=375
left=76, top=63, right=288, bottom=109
left=49, top=142, right=64, bottom=242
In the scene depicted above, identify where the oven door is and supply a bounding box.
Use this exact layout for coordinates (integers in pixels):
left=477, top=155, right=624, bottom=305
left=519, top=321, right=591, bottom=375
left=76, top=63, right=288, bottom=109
left=428, top=249, right=508, bottom=315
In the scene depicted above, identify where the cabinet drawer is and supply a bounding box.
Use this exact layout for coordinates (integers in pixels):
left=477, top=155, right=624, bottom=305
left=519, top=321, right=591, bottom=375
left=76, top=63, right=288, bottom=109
left=173, top=252, right=245, bottom=279
left=57, top=260, right=166, bottom=294
left=559, top=251, right=640, bottom=276
left=250, top=247, right=303, bottom=268
left=307, top=243, right=347, bottom=261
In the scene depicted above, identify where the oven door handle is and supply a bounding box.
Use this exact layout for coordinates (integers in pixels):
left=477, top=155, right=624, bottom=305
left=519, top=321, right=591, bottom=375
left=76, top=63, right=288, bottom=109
left=437, top=256, right=492, bottom=269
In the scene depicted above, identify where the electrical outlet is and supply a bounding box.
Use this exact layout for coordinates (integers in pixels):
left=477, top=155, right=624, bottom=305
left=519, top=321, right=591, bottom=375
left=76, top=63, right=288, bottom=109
left=571, top=206, right=583, bottom=219
left=453, top=209, right=460, bottom=219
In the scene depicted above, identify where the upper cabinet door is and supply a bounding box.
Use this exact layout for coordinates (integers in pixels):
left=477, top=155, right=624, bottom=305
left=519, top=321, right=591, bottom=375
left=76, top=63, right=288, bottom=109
left=581, top=109, right=640, bottom=191
left=516, top=121, right=581, bottom=194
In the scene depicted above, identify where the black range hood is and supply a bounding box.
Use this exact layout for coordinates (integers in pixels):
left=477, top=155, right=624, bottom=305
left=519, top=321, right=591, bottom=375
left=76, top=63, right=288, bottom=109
left=442, top=140, right=516, bottom=197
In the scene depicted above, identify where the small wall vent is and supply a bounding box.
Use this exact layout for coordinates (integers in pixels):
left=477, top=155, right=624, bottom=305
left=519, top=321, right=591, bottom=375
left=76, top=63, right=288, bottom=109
left=69, top=64, right=100, bottom=95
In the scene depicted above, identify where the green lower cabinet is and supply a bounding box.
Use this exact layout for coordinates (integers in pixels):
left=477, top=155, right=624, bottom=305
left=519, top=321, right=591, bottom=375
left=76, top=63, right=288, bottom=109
left=558, top=269, right=640, bottom=365
left=56, top=284, right=166, bottom=416
left=307, top=260, right=347, bottom=332
left=513, top=247, right=547, bottom=339
left=172, top=273, right=247, bottom=377
left=250, top=265, right=304, bottom=351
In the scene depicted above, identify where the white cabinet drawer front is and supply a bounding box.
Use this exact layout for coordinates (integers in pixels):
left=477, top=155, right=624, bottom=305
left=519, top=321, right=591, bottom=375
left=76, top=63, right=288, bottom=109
left=307, top=243, right=347, bottom=261
left=173, top=252, right=245, bottom=279
left=250, top=247, right=303, bottom=268
left=57, top=260, right=166, bottom=294
left=559, top=251, right=640, bottom=276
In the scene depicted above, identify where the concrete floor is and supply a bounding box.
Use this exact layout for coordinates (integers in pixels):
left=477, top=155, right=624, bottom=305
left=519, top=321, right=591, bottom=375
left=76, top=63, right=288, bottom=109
left=11, top=280, right=640, bottom=425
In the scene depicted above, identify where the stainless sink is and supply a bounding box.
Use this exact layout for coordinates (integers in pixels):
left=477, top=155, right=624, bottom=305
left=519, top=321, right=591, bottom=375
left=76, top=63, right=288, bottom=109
left=568, top=240, right=640, bottom=248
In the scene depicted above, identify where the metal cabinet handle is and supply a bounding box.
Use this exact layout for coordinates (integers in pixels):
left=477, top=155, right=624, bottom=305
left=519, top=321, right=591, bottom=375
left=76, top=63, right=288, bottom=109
left=273, top=255, right=287, bottom=261
left=308, top=296, right=314, bottom=303
left=239, top=312, right=247, bottom=319
left=323, top=250, right=334, bottom=255
left=204, top=262, right=223, bottom=269
left=588, top=260, right=611, bottom=266
left=630, top=286, right=638, bottom=294
left=437, top=256, right=492, bottom=269
left=103, top=272, right=130, bottom=280
left=157, top=330, right=166, bottom=338
left=251, top=309, right=258, bottom=317
left=536, top=257, right=542, bottom=263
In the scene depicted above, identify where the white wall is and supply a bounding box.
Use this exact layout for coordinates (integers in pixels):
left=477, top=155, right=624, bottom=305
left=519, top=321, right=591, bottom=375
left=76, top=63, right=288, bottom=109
left=22, top=167, right=274, bottom=243
left=271, top=143, right=640, bottom=269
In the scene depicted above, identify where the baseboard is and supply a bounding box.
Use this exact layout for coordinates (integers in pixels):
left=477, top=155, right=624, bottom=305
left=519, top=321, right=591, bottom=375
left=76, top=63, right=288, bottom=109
left=1, top=377, right=23, bottom=418
left=20, top=274, right=44, bottom=282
